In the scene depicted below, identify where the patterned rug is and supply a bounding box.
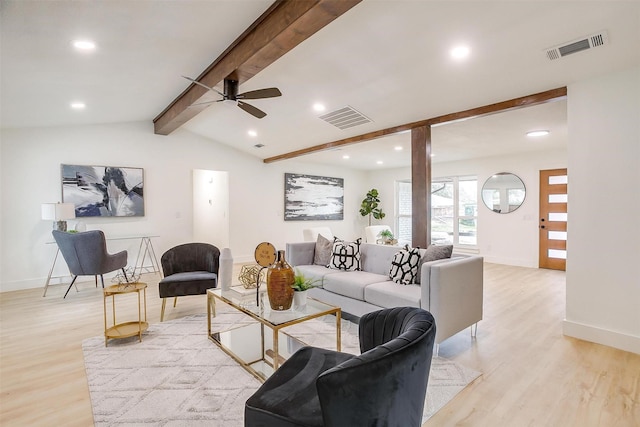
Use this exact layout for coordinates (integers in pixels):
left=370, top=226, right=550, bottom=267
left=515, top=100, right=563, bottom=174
left=82, top=307, right=480, bottom=426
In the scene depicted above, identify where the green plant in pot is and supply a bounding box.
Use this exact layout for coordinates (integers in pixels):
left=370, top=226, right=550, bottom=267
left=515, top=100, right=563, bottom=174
left=291, top=272, right=319, bottom=307
left=360, top=188, right=386, bottom=226
left=291, top=273, right=319, bottom=292
left=377, top=229, right=396, bottom=245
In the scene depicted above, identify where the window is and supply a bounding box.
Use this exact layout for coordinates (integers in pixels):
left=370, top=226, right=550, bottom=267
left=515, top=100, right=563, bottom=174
left=396, top=176, right=477, bottom=246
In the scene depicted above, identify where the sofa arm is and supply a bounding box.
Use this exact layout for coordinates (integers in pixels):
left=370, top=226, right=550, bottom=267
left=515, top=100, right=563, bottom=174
left=285, top=242, right=316, bottom=266
left=420, top=255, right=483, bottom=344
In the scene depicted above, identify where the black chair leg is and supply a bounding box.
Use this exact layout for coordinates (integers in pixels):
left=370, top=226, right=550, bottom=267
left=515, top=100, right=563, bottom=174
left=64, top=276, right=78, bottom=299
left=122, top=268, right=129, bottom=283
left=100, top=275, right=105, bottom=288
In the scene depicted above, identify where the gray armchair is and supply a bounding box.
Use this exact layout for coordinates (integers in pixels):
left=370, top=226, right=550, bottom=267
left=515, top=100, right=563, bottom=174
left=159, top=243, right=219, bottom=321
left=245, top=307, right=436, bottom=427
left=52, top=230, right=128, bottom=298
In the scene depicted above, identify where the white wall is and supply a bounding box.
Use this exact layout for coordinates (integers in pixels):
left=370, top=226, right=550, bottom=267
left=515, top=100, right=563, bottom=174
left=564, top=66, right=640, bottom=354
left=368, top=149, right=568, bottom=267
left=0, top=121, right=366, bottom=292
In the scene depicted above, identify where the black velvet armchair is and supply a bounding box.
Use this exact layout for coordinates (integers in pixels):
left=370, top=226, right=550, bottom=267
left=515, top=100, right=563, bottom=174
left=244, top=306, right=437, bottom=427
left=158, top=242, right=219, bottom=321
left=52, top=230, right=128, bottom=299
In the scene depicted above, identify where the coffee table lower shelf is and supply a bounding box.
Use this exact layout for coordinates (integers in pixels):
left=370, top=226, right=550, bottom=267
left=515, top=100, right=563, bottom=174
left=209, top=322, right=306, bottom=381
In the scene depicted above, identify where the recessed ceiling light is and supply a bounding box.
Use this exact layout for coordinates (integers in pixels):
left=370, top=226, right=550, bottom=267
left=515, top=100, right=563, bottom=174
left=313, top=103, right=326, bottom=112
left=394, top=146, right=403, bottom=151
left=70, top=102, right=86, bottom=110
left=342, top=155, right=350, bottom=159
left=376, top=160, right=383, bottom=165
left=247, top=130, right=258, bottom=137
left=72, top=40, right=96, bottom=51
left=450, top=45, right=470, bottom=59
left=527, top=130, right=550, bottom=137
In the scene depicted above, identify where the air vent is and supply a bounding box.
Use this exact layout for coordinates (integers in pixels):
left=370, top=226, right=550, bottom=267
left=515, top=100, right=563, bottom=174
left=545, top=30, right=608, bottom=61
left=319, top=106, right=372, bottom=130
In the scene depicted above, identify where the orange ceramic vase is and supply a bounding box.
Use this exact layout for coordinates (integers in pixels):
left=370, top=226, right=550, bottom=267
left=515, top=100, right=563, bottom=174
left=266, top=250, right=294, bottom=310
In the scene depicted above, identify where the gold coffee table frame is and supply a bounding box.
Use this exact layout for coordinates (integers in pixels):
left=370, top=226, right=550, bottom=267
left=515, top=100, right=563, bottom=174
left=103, top=282, right=148, bottom=346
left=207, top=287, right=341, bottom=381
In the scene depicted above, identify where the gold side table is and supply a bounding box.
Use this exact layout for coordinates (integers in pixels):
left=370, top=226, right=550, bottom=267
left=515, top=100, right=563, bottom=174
left=103, top=282, right=148, bottom=346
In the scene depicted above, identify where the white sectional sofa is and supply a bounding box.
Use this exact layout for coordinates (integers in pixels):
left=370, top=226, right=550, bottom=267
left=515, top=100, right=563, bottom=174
left=286, top=241, right=484, bottom=345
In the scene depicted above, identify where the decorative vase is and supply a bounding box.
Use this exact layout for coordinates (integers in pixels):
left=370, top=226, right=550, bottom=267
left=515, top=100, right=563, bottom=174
left=266, top=250, right=294, bottom=310
left=293, top=290, right=308, bottom=308
left=219, top=248, right=233, bottom=291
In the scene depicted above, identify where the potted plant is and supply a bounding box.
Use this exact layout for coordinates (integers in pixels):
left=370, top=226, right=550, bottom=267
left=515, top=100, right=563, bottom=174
left=359, top=188, right=386, bottom=226
left=377, top=229, right=397, bottom=245
left=291, top=273, right=319, bottom=307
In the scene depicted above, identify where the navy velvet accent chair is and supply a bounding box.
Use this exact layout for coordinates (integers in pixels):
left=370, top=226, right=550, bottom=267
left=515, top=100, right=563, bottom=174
left=52, top=230, right=128, bottom=299
left=158, top=243, right=219, bottom=321
left=244, top=306, right=437, bottom=427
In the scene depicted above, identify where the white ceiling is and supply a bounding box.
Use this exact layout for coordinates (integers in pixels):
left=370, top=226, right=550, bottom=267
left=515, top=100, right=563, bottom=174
left=2, top=1, right=638, bottom=170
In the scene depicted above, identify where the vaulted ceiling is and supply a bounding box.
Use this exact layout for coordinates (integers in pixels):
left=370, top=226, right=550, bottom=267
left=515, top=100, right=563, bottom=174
left=2, top=1, right=638, bottom=170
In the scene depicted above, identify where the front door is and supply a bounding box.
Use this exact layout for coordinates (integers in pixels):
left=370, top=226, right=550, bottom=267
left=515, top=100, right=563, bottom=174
left=539, top=168, right=568, bottom=270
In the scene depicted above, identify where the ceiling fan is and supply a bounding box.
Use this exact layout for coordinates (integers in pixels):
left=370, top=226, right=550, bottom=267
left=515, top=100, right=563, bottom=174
left=182, top=76, right=281, bottom=119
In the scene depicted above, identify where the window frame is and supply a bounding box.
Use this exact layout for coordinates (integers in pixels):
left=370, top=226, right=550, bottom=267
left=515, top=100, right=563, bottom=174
left=395, top=175, right=478, bottom=248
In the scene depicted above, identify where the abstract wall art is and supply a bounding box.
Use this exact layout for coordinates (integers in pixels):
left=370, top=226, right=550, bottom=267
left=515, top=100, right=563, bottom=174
left=61, top=164, right=144, bottom=217
left=284, top=173, right=344, bottom=221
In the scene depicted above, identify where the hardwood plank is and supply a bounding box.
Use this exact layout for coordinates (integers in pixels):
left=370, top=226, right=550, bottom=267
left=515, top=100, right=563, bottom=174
left=1, top=263, right=639, bottom=426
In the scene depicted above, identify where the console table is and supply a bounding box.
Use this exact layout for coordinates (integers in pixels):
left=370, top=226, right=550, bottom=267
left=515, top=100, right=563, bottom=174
left=43, top=234, right=160, bottom=297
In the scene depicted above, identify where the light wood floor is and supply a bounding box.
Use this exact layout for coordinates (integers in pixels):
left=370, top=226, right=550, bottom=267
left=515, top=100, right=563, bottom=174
left=1, top=264, right=638, bottom=426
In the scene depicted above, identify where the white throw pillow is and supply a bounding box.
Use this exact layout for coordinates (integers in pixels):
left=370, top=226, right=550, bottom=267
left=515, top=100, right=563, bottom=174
left=328, top=238, right=362, bottom=271
left=389, top=245, right=422, bottom=285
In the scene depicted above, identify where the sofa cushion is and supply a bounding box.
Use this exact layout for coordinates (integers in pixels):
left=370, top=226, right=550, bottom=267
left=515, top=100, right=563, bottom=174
left=416, top=244, right=453, bottom=284
left=389, top=245, right=422, bottom=285
left=322, top=271, right=387, bottom=300
left=328, top=238, right=361, bottom=271
left=364, top=281, right=421, bottom=309
left=313, top=234, right=333, bottom=266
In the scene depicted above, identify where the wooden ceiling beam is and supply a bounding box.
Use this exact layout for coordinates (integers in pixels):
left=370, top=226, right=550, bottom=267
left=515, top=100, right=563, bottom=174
left=262, top=87, right=567, bottom=163
left=153, top=0, right=362, bottom=135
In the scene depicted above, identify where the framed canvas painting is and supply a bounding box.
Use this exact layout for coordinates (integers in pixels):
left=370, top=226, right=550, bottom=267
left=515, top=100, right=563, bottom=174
left=61, top=164, right=144, bottom=217
left=284, top=173, right=344, bottom=221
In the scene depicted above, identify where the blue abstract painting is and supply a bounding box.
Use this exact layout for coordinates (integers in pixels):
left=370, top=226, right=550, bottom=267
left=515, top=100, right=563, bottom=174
left=284, top=173, right=343, bottom=221
left=61, top=164, right=144, bottom=217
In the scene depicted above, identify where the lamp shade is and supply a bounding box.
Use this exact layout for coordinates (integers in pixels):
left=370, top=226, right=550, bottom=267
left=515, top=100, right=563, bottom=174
left=41, top=203, right=76, bottom=221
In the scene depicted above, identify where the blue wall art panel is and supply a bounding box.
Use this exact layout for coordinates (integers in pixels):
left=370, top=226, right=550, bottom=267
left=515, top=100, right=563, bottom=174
left=284, top=173, right=344, bottom=221
left=61, top=164, right=144, bottom=217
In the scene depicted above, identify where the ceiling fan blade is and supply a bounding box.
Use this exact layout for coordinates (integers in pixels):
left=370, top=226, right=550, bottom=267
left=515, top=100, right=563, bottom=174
left=237, top=87, right=282, bottom=100
left=181, top=75, right=224, bottom=97
left=238, top=101, right=267, bottom=119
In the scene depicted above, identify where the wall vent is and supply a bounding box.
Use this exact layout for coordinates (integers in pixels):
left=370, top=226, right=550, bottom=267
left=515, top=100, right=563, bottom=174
left=545, top=30, right=608, bottom=61
left=319, top=106, right=372, bottom=130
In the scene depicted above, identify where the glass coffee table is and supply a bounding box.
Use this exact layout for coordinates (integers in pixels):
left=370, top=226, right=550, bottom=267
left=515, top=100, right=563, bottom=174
left=207, top=287, right=341, bottom=381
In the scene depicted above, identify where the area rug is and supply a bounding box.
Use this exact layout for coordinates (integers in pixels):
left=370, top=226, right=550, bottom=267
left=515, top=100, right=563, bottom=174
left=82, top=308, right=480, bottom=426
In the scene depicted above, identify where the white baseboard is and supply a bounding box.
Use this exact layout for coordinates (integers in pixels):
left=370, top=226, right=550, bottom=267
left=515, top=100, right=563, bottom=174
left=1, top=274, right=118, bottom=293
left=563, top=319, right=640, bottom=355
left=482, top=255, right=536, bottom=268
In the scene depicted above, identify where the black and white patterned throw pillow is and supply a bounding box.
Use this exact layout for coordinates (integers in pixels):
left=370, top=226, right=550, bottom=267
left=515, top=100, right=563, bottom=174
left=389, top=245, right=422, bottom=285
left=328, top=238, right=362, bottom=271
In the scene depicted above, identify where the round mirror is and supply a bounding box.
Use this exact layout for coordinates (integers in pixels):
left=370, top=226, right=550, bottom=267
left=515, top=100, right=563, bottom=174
left=481, top=173, right=526, bottom=214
